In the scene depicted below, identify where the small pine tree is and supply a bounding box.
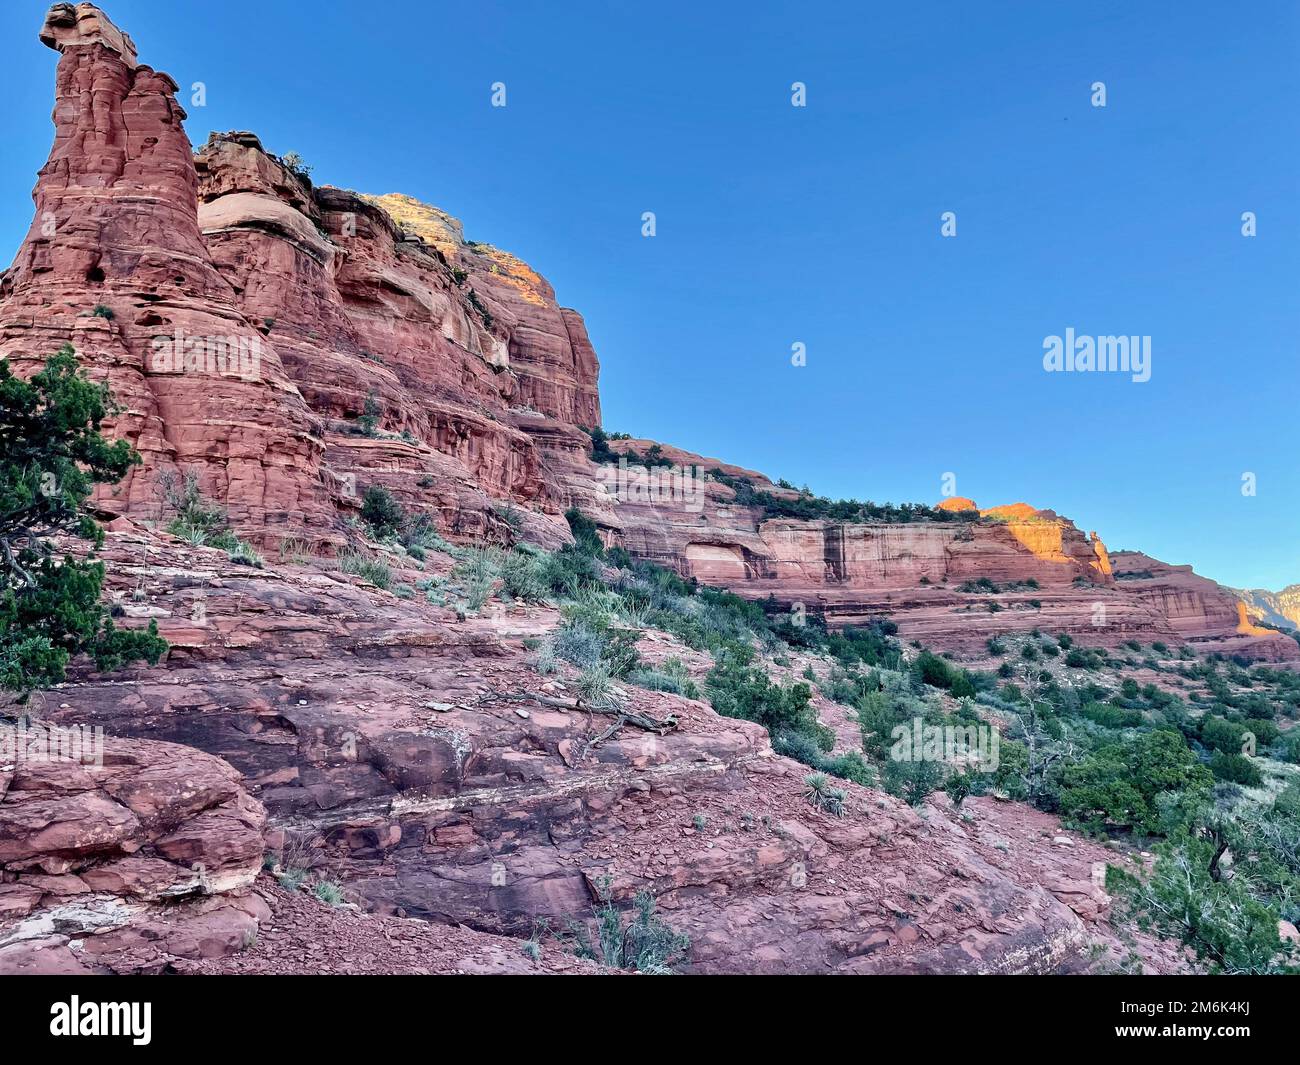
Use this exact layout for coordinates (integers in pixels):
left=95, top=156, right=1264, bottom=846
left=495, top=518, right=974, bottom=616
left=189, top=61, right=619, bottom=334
left=360, top=484, right=404, bottom=537
left=0, top=345, right=167, bottom=696
left=357, top=389, right=381, bottom=436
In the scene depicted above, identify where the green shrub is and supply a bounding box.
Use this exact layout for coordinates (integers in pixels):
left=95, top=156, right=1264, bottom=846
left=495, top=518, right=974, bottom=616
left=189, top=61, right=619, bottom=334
left=1209, top=751, right=1263, bottom=787
left=163, top=470, right=238, bottom=549
left=1059, top=730, right=1212, bottom=836
left=571, top=878, right=689, bottom=973
left=856, top=687, right=913, bottom=758
left=803, top=772, right=846, bottom=816
left=821, top=750, right=873, bottom=786
left=1109, top=830, right=1294, bottom=974
left=882, top=756, right=944, bottom=806
left=551, top=620, right=605, bottom=669
left=312, top=879, right=345, bottom=906
left=1272, top=733, right=1300, bottom=764
left=454, top=545, right=501, bottom=610
left=228, top=540, right=263, bottom=568
left=945, top=770, right=979, bottom=807
left=540, top=544, right=602, bottom=597
left=628, top=657, right=700, bottom=699
left=1080, top=701, right=1142, bottom=729
left=338, top=551, right=392, bottom=590
left=706, top=644, right=827, bottom=747
left=1199, top=716, right=1247, bottom=755
left=361, top=484, right=404, bottom=537
left=564, top=506, right=604, bottom=556
left=577, top=661, right=618, bottom=708
left=0, top=348, right=168, bottom=694
left=913, top=650, right=960, bottom=689
left=1065, top=647, right=1104, bottom=669
left=501, top=549, right=548, bottom=602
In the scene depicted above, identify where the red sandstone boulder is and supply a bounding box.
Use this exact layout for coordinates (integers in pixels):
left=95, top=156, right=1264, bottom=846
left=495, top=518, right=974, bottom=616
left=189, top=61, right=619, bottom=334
left=0, top=723, right=266, bottom=974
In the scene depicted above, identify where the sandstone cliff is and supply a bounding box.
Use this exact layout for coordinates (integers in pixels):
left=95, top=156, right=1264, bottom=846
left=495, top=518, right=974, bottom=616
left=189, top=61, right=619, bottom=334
left=13, top=521, right=1170, bottom=974
left=0, top=3, right=1287, bottom=977
left=1232, top=584, right=1300, bottom=634
left=3, top=3, right=1287, bottom=662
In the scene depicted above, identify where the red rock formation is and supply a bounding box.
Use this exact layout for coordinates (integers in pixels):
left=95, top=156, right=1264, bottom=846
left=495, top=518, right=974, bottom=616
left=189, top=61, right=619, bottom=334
left=1110, top=550, right=1299, bottom=661
left=0, top=3, right=1284, bottom=979
left=592, top=450, right=1296, bottom=660
left=936, top=495, right=978, bottom=512
left=364, top=193, right=601, bottom=428
left=0, top=3, right=335, bottom=542
left=7, top=6, right=1280, bottom=663
left=1233, top=584, right=1300, bottom=633
left=178, top=878, right=606, bottom=974
left=0, top=722, right=267, bottom=974
left=0, top=6, right=606, bottom=553
left=32, top=522, right=1177, bottom=974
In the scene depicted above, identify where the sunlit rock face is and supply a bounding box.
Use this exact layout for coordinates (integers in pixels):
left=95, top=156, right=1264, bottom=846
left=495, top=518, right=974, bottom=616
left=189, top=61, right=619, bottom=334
left=0, top=4, right=1282, bottom=980
left=598, top=447, right=1297, bottom=659
left=5, top=6, right=1285, bottom=662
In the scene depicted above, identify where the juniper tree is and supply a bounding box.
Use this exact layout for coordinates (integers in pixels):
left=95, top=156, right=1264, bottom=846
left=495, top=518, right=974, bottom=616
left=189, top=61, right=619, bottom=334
left=0, top=344, right=167, bottom=697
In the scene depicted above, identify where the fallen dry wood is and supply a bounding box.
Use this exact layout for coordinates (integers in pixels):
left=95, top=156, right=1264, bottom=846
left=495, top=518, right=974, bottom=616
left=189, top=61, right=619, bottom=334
left=484, top=690, right=679, bottom=735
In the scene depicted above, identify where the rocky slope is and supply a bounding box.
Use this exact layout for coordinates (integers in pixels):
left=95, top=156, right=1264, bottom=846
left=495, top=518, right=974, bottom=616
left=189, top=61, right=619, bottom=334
left=597, top=439, right=1297, bottom=662
left=8, top=521, right=1181, bottom=974
left=0, top=724, right=267, bottom=974
left=1109, top=552, right=1299, bottom=662
left=0, top=3, right=1286, bottom=975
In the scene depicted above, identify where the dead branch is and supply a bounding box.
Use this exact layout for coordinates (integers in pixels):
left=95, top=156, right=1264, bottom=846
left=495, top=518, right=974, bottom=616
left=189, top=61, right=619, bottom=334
left=484, top=689, right=679, bottom=735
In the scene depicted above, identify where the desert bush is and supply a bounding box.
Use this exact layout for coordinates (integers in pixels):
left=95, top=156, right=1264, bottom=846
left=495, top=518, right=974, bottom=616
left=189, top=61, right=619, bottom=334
left=1059, top=730, right=1212, bottom=836
left=552, top=621, right=606, bottom=669
left=338, top=551, right=392, bottom=590
left=532, top=639, right=559, bottom=675
left=1080, top=701, right=1142, bottom=729
left=882, top=755, right=944, bottom=806
left=803, top=772, right=846, bottom=816
left=228, top=540, right=263, bottom=567
left=628, top=657, right=700, bottom=699
left=821, top=750, right=873, bottom=786
left=163, top=471, right=237, bottom=550
left=706, top=644, right=828, bottom=748
left=1209, top=751, right=1263, bottom=787
left=1199, top=715, right=1248, bottom=755
left=577, top=661, right=619, bottom=708
left=312, top=879, right=345, bottom=906
left=361, top=484, right=404, bottom=537
left=501, top=548, right=548, bottom=602
left=454, top=545, right=502, bottom=611
left=572, top=877, right=690, bottom=973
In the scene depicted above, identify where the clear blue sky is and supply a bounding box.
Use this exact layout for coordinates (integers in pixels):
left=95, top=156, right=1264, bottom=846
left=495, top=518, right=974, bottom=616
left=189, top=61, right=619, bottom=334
left=2, top=1, right=1296, bottom=590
